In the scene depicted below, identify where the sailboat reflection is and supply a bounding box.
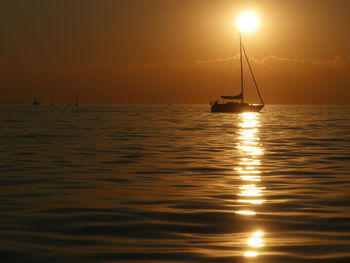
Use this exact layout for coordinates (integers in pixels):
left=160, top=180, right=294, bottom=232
left=234, top=112, right=265, bottom=259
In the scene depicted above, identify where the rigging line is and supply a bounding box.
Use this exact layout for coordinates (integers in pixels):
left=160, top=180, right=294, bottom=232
left=241, top=44, right=264, bottom=105
left=240, top=33, right=244, bottom=103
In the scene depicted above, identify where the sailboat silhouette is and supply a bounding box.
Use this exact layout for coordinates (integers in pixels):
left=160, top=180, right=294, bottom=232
left=32, top=97, right=40, bottom=105
left=211, top=33, right=264, bottom=113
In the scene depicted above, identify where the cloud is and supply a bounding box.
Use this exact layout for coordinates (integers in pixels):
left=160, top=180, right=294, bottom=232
left=195, top=54, right=348, bottom=68
left=194, top=55, right=240, bottom=65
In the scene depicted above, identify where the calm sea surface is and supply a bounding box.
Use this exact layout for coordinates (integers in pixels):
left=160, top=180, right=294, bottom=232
left=0, top=105, right=349, bottom=263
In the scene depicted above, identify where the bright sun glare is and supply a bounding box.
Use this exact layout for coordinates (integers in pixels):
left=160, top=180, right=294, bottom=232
left=236, top=11, right=259, bottom=33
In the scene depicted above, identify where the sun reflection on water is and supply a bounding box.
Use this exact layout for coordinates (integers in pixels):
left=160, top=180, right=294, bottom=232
left=240, top=175, right=261, bottom=182
left=235, top=112, right=266, bottom=258
left=244, top=251, right=258, bottom=257
left=235, top=210, right=256, bottom=215
left=247, top=231, right=265, bottom=247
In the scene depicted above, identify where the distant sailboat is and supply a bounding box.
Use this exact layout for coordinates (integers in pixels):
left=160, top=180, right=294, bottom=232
left=32, top=97, right=40, bottom=105
left=75, top=95, right=79, bottom=106
left=50, top=97, right=54, bottom=106
left=211, top=33, right=264, bottom=113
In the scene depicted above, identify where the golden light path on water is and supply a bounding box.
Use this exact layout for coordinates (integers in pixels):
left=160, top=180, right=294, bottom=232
left=235, top=112, right=265, bottom=258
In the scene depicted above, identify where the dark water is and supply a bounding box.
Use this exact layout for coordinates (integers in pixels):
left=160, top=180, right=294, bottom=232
left=0, top=105, right=349, bottom=263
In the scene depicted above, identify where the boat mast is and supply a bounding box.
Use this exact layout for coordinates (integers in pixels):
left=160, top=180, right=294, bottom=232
left=239, top=33, right=244, bottom=103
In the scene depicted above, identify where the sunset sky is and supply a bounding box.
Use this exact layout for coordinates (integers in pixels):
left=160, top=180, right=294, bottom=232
left=1, top=0, right=350, bottom=104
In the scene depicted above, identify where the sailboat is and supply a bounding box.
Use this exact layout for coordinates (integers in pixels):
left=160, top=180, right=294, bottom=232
left=32, top=96, right=40, bottom=105
left=75, top=95, right=79, bottom=106
left=211, top=33, right=264, bottom=113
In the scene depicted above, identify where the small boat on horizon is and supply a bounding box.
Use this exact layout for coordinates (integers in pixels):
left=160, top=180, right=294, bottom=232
left=211, top=33, right=264, bottom=113
left=75, top=95, right=79, bottom=106
left=32, top=97, right=40, bottom=105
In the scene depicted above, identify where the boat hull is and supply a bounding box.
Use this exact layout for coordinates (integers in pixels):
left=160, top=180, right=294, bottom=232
left=211, top=102, right=264, bottom=113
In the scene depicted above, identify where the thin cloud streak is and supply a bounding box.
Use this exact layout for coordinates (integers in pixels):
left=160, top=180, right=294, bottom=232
left=195, top=54, right=348, bottom=68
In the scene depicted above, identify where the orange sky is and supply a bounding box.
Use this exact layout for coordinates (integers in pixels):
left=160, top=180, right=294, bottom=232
left=1, top=0, right=350, bottom=104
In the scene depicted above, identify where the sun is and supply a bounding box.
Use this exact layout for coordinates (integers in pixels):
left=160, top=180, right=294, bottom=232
left=236, top=11, right=259, bottom=33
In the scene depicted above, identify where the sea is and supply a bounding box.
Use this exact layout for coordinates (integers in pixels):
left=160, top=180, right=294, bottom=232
left=0, top=104, right=349, bottom=263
